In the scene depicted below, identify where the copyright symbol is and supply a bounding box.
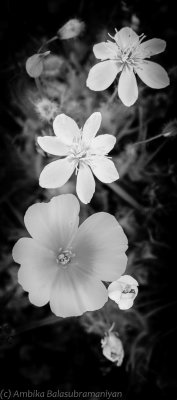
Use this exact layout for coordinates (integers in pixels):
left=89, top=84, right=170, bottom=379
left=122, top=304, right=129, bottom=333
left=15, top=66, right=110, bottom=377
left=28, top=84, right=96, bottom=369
left=0, top=389, right=11, bottom=399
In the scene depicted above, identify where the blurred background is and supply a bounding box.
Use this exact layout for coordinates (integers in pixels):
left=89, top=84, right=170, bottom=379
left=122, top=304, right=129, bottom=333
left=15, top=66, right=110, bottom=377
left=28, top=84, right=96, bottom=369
left=0, top=0, right=177, bottom=398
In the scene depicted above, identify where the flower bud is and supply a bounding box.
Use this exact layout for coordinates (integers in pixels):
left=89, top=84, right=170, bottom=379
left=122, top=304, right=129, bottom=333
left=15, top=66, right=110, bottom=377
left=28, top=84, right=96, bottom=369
left=101, top=331, right=124, bottom=366
left=26, top=51, right=50, bottom=78
left=108, top=275, right=138, bottom=310
left=58, top=19, right=85, bottom=40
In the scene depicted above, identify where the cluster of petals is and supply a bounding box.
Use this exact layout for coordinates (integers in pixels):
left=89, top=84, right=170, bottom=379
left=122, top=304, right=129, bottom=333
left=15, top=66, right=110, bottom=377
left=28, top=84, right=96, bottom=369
left=87, top=27, right=170, bottom=106
left=101, top=330, right=124, bottom=366
left=108, top=274, right=138, bottom=309
left=37, top=112, right=119, bottom=204
left=12, top=194, right=128, bottom=318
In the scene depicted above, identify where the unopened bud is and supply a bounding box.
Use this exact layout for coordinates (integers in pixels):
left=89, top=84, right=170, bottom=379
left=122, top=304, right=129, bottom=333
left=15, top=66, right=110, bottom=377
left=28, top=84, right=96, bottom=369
left=57, top=19, right=85, bottom=40
left=26, top=51, right=50, bottom=78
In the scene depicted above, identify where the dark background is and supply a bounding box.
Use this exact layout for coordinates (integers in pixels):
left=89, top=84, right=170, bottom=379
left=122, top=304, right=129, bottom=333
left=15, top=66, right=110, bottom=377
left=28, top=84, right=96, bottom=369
left=0, top=1, right=177, bottom=399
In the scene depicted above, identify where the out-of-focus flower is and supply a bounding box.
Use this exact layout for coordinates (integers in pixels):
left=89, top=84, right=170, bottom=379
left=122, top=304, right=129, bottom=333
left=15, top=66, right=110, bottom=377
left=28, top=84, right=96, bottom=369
left=34, top=98, right=59, bottom=121
left=26, top=51, right=50, bottom=78
left=42, top=55, right=67, bottom=78
left=37, top=112, right=119, bottom=204
left=12, top=194, right=128, bottom=318
left=108, top=275, right=138, bottom=309
left=101, top=330, right=124, bottom=366
left=87, top=27, right=169, bottom=107
left=57, top=19, right=85, bottom=40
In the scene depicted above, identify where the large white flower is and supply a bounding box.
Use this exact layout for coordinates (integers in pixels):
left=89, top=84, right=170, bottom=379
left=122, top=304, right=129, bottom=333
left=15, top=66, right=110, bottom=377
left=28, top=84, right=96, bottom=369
left=86, top=27, right=169, bottom=107
left=37, top=112, right=118, bottom=204
left=108, top=275, right=138, bottom=310
left=12, top=194, right=128, bottom=318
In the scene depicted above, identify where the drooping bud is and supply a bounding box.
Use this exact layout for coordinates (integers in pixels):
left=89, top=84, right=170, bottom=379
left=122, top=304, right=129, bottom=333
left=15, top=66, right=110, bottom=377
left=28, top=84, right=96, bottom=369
left=26, top=51, right=50, bottom=78
left=108, top=275, right=138, bottom=310
left=101, top=330, right=124, bottom=366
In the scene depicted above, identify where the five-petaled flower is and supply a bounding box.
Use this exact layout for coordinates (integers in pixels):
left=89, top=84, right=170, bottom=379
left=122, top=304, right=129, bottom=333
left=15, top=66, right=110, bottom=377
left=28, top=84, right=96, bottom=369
left=12, top=194, right=128, bottom=318
left=37, top=112, right=119, bottom=204
left=86, top=27, right=170, bottom=107
left=108, top=275, right=138, bottom=309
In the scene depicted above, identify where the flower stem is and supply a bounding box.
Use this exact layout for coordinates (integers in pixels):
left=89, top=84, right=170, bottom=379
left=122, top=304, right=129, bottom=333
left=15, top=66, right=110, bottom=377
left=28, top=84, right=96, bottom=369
left=15, top=315, right=62, bottom=336
left=107, top=86, right=117, bottom=106
left=133, top=132, right=166, bottom=146
left=38, top=35, right=59, bottom=53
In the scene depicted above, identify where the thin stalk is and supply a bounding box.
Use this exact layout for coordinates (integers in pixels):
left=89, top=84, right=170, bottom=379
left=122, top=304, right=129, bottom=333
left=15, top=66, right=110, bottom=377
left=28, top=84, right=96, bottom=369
left=105, top=182, right=143, bottom=211
left=38, top=35, right=58, bottom=53
left=134, top=132, right=167, bottom=146
left=15, top=315, right=62, bottom=336
left=107, top=86, right=118, bottom=106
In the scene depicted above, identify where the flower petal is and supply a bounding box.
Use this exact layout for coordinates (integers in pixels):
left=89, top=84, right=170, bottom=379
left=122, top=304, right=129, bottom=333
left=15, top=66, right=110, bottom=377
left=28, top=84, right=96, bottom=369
left=29, top=288, right=51, bottom=307
left=118, top=298, right=134, bottom=310
left=12, top=238, right=55, bottom=266
left=24, top=194, right=80, bottom=251
left=86, top=61, right=121, bottom=91
left=53, top=114, right=80, bottom=145
left=37, top=136, right=69, bottom=156
left=114, top=27, right=138, bottom=49
left=13, top=238, right=58, bottom=303
left=135, top=60, right=170, bottom=89
left=91, top=134, right=116, bottom=155
left=118, top=275, right=138, bottom=286
left=72, top=212, right=128, bottom=282
left=90, top=156, right=119, bottom=183
left=76, top=163, right=95, bottom=204
left=108, top=281, right=122, bottom=303
left=118, top=66, right=138, bottom=106
left=82, top=112, right=102, bottom=143
left=50, top=269, right=108, bottom=317
left=137, top=38, right=166, bottom=58
left=93, top=42, right=118, bottom=60
left=39, top=158, right=75, bottom=189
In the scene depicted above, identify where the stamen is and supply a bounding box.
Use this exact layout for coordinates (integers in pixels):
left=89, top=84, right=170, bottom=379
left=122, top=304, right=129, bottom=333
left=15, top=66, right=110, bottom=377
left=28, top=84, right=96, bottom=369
left=57, top=248, right=75, bottom=267
left=122, top=284, right=136, bottom=294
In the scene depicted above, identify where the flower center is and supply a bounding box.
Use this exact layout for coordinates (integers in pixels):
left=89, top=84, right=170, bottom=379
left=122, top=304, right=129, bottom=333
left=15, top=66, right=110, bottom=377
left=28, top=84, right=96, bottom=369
left=67, top=138, right=91, bottom=171
left=122, top=284, right=136, bottom=294
left=114, top=33, right=146, bottom=67
left=56, top=248, right=75, bottom=268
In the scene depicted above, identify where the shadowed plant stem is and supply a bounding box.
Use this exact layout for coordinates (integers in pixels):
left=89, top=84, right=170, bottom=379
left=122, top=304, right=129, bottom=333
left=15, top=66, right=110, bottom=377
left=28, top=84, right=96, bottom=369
left=38, top=36, right=59, bottom=53
left=15, top=315, right=62, bottom=336
left=105, top=182, right=143, bottom=210
left=107, top=86, right=118, bottom=106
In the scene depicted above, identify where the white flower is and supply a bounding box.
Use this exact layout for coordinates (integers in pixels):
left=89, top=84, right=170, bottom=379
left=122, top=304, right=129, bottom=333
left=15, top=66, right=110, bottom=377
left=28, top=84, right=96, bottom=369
left=37, top=112, right=119, bottom=204
left=108, top=275, right=138, bottom=309
left=34, top=98, right=59, bottom=121
left=86, top=27, right=169, bottom=107
left=12, top=194, right=128, bottom=318
left=101, top=331, right=124, bottom=366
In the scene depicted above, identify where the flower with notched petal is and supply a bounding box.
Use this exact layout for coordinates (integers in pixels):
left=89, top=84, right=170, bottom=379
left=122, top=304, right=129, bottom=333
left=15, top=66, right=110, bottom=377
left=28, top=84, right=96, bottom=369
left=12, top=194, right=128, bottom=318
left=87, top=27, right=169, bottom=107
